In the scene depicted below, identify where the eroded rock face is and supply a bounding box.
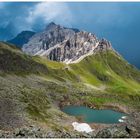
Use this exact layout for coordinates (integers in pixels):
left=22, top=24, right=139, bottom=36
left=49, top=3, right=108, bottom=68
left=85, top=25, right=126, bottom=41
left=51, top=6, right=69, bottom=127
left=22, top=22, right=112, bottom=64
left=22, top=22, right=78, bottom=56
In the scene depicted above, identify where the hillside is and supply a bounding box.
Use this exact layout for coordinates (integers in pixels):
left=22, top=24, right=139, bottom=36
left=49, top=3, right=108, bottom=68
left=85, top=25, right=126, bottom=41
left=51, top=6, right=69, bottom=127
left=0, top=41, right=140, bottom=138
left=7, top=31, right=35, bottom=48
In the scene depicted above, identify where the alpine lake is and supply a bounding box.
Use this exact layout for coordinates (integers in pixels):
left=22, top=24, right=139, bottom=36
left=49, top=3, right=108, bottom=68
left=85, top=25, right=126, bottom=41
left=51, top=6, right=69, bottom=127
left=62, top=106, right=126, bottom=124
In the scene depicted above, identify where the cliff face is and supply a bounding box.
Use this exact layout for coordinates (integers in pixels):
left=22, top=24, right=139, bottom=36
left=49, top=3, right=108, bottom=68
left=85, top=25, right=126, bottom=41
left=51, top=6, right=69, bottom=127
left=22, top=22, right=112, bottom=64
left=22, top=22, right=77, bottom=55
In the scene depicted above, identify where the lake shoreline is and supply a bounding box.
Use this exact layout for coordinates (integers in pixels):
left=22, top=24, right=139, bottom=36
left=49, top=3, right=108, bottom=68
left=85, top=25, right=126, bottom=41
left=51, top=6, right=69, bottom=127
left=59, top=99, right=132, bottom=115
left=59, top=100, right=140, bottom=137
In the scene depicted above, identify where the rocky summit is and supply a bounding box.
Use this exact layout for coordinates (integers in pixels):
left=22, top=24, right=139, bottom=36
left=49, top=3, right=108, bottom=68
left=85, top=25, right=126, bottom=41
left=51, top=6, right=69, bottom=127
left=22, top=22, right=112, bottom=64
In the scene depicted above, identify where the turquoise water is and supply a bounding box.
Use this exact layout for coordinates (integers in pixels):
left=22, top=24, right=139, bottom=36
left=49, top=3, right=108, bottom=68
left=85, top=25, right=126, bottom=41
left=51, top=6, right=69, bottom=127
left=62, top=106, right=126, bottom=124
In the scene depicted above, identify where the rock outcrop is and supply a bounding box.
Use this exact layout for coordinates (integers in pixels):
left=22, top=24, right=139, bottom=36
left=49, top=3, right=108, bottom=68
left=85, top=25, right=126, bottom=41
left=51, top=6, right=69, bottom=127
left=22, top=22, right=112, bottom=64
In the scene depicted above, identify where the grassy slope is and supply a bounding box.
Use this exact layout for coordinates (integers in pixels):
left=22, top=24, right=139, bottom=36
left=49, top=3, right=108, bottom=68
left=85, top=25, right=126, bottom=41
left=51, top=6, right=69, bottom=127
left=69, top=50, right=140, bottom=108
left=0, top=41, right=140, bottom=130
left=71, top=50, right=140, bottom=92
left=33, top=48, right=140, bottom=109
left=0, top=42, right=48, bottom=75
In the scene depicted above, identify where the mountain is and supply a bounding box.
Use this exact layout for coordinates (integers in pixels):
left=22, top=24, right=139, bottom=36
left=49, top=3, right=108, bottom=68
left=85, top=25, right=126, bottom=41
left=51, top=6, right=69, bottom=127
left=0, top=23, right=140, bottom=138
left=22, top=22, right=113, bottom=64
left=7, top=31, right=35, bottom=48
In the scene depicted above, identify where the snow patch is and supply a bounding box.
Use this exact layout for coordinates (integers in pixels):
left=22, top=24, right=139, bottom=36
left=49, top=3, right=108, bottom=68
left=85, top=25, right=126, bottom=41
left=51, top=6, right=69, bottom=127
left=118, top=119, right=124, bottom=122
left=72, top=122, right=94, bottom=133
left=121, top=116, right=127, bottom=119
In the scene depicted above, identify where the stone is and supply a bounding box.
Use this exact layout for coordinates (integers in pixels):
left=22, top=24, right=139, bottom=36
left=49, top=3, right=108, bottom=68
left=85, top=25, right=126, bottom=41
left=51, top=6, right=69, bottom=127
left=22, top=22, right=112, bottom=64
left=96, top=128, right=112, bottom=138
left=126, top=125, right=139, bottom=137
left=96, top=126, right=130, bottom=138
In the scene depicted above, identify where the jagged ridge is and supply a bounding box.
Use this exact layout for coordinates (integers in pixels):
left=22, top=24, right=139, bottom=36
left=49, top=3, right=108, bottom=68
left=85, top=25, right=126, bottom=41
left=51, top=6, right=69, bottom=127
left=22, top=22, right=112, bottom=64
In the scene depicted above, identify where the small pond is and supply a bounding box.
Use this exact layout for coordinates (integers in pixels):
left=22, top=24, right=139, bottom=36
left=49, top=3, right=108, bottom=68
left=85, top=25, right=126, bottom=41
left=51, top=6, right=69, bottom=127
left=62, top=106, right=126, bottom=124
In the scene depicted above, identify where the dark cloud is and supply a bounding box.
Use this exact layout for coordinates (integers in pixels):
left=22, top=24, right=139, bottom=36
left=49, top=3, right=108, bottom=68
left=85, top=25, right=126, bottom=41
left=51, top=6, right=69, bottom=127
left=0, top=2, right=37, bottom=40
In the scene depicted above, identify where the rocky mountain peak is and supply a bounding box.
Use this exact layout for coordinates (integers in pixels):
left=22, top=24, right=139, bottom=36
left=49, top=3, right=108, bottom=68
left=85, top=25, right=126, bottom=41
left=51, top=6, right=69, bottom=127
left=22, top=23, right=113, bottom=64
left=45, top=22, right=59, bottom=31
left=47, top=22, right=56, bottom=26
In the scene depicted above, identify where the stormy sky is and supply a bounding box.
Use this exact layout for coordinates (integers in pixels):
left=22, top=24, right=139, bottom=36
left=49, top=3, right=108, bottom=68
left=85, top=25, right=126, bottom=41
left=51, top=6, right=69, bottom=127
left=0, top=2, right=140, bottom=69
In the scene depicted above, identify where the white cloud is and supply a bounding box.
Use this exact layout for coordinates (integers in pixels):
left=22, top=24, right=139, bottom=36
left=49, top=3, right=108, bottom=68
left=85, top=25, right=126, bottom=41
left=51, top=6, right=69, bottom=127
left=26, top=2, right=74, bottom=28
